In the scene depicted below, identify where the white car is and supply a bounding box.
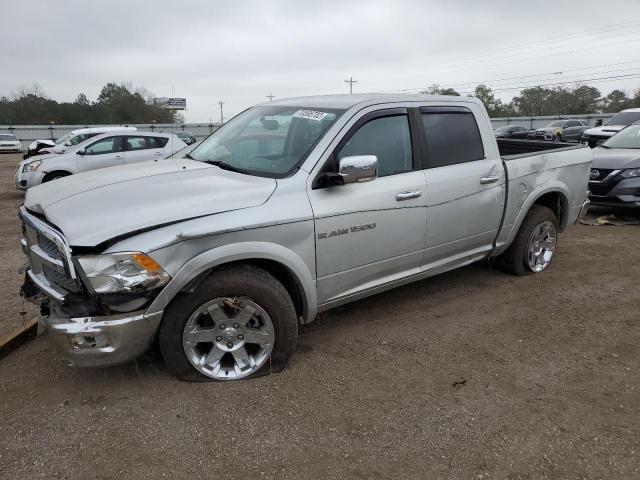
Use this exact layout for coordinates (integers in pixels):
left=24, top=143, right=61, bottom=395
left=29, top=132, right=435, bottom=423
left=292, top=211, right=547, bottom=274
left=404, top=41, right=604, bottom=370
left=25, top=126, right=138, bottom=158
left=580, top=108, right=640, bottom=147
left=16, top=131, right=187, bottom=190
left=0, top=133, right=22, bottom=153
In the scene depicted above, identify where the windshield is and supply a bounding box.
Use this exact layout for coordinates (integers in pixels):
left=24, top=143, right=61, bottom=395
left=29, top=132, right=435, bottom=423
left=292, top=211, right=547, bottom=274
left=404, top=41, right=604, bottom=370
left=177, top=132, right=190, bottom=137
left=605, top=111, right=640, bottom=126
left=602, top=124, right=640, bottom=149
left=546, top=121, right=565, bottom=128
left=54, top=132, right=73, bottom=145
left=188, top=105, right=344, bottom=177
left=494, top=126, right=510, bottom=133
left=0, top=134, right=18, bottom=141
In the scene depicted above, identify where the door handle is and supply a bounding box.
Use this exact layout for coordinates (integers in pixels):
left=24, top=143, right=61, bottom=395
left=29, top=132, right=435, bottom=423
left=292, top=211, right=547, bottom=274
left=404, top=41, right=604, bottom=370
left=481, top=176, right=499, bottom=184
left=395, top=190, right=422, bottom=201
left=115, top=155, right=123, bottom=159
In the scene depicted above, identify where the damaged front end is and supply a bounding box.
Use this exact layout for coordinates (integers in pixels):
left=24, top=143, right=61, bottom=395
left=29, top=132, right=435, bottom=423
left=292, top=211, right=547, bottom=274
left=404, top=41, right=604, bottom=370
left=19, top=206, right=168, bottom=367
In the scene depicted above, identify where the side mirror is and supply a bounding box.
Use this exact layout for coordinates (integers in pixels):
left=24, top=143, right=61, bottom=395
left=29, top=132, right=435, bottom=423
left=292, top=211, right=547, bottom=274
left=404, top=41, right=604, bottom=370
left=64, top=141, right=72, bottom=146
left=338, top=155, right=378, bottom=184
left=595, top=119, right=603, bottom=127
left=77, top=148, right=86, bottom=155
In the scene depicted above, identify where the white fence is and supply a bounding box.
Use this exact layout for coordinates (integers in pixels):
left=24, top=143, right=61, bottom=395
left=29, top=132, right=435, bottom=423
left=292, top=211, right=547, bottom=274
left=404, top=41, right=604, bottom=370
left=0, top=123, right=222, bottom=144
left=0, top=113, right=616, bottom=145
left=489, top=113, right=613, bottom=130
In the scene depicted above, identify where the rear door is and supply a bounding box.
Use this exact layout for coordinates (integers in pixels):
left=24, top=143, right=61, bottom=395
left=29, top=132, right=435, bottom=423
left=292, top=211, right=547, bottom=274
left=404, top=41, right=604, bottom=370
left=419, top=106, right=505, bottom=269
left=78, top=136, right=125, bottom=172
left=123, top=135, right=167, bottom=164
left=308, top=108, right=427, bottom=305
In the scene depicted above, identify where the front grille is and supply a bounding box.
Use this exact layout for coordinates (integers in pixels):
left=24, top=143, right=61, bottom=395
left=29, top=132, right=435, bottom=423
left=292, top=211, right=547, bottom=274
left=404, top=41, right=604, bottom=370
left=37, top=233, right=64, bottom=260
left=589, top=168, right=615, bottom=181
left=20, top=207, right=80, bottom=298
left=589, top=183, right=615, bottom=196
left=42, top=265, right=82, bottom=293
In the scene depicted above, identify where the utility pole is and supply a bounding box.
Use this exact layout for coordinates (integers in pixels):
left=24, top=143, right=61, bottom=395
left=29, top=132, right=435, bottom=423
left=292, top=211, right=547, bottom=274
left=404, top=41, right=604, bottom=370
left=266, top=93, right=275, bottom=101
left=218, top=101, right=224, bottom=123
left=344, top=77, right=357, bottom=94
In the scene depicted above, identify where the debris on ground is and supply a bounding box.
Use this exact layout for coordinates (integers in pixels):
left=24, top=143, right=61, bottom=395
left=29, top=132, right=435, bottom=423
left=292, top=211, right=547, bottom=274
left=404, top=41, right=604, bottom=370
left=580, top=214, right=640, bottom=226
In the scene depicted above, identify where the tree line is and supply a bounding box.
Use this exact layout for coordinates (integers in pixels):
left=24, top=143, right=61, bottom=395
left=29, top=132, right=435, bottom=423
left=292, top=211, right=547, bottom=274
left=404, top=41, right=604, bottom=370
left=0, top=82, right=177, bottom=125
left=422, top=84, right=640, bottom=117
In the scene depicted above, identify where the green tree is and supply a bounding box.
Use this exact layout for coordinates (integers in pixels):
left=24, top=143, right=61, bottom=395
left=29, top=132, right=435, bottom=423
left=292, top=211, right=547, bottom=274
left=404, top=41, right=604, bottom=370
left=602, top=90, right=632, bottom=112
left=420, top=84, right=460, bottom=96
left=471, top=84, right=505, bottom=116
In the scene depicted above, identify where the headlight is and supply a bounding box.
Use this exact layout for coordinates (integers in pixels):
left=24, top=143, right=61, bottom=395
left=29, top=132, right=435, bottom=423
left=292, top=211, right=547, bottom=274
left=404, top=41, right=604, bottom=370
left=621, top=168, right=640, bottom=178
left=77, top=252, right=171, bottom=294
left=22, top=160, right=42, bottom=173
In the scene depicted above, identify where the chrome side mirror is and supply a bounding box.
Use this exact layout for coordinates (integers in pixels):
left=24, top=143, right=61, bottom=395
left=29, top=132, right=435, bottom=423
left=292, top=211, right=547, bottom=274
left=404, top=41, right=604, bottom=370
left=338, top=155, right=378, bottom=184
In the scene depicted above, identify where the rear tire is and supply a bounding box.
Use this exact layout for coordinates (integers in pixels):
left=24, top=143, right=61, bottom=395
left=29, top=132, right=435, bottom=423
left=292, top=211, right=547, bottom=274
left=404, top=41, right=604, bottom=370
left=495, top=205, right=558, bottom=276
left=159, top=265, right=298, bottom=381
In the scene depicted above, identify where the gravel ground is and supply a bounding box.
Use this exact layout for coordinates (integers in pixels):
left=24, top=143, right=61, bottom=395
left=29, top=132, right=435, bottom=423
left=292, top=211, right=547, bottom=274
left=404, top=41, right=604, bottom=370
left=1, top=152, right=639, bottom=479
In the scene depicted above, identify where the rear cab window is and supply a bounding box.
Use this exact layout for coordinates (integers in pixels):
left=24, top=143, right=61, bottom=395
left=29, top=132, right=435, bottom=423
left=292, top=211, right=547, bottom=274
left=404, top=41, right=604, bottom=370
left=420, top=106, right=484, bottom=168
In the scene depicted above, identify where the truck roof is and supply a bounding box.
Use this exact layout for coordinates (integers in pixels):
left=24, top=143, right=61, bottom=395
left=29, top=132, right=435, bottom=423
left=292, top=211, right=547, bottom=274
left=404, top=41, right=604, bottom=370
left=260, top=93, right=482, bottom=110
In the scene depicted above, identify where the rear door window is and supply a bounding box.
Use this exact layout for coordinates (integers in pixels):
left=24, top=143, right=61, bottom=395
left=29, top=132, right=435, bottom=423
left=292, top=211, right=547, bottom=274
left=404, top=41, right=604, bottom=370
left=420, top=108, right=484, bottom=168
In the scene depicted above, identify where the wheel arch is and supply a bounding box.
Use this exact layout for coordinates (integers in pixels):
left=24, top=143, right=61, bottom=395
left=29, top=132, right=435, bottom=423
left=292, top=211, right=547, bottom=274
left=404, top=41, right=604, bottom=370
left=42, top=170, right=72, bottom=182
left=147, top=242, right=318, bottom=324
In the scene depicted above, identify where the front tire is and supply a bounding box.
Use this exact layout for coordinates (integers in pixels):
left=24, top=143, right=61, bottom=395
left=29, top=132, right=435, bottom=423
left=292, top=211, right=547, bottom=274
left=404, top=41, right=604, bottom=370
left=495, top=205, right=558, bottom=276
left=159, top=265, right=298, bottom=381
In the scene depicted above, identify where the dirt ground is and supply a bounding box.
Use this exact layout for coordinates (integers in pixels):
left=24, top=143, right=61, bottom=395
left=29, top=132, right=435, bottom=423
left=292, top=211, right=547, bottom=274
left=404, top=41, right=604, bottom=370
left=0, top=153, right=639, bottom=479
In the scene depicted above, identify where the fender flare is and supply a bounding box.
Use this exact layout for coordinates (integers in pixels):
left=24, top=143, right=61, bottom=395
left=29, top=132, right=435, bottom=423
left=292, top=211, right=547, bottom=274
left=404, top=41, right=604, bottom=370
left=503, top=182, right=570, bottom=248
left=146, top=241, right=318, bottom=323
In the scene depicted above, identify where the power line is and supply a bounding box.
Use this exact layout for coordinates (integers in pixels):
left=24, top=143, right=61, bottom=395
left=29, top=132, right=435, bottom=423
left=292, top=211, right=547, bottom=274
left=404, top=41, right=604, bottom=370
left=344, top=77, right=357, bottom=94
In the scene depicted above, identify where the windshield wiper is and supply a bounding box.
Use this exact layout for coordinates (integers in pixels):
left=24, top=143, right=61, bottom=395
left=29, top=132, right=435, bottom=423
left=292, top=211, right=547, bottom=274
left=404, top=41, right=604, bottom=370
left=206, top=160, right=247, bottom=174
left=184, top=153, right=194, bottom=159
left=599, top=145, right=610, bottom=149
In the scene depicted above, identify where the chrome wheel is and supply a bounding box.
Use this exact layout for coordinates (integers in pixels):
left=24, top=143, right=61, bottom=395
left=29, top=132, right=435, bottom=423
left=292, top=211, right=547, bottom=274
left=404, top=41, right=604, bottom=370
left=526, top=221, right=557, bottom=272
left=182, top=297, right=275, bottom=380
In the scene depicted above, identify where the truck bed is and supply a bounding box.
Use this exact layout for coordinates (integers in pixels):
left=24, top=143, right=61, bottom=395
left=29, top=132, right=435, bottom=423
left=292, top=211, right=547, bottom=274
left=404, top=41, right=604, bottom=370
left=497, top=138, right=586, bottom=159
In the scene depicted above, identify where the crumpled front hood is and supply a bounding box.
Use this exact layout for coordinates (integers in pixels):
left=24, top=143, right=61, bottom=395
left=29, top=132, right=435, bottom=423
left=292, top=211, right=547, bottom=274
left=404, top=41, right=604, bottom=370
left=591, top=147, right=640, bottom=170
left=24, top=159, right=277, bottom=247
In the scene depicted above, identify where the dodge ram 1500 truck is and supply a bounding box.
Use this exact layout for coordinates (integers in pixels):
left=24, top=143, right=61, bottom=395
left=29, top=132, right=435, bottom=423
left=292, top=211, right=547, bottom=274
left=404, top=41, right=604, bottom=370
left=19, top=94, right=592, bottom=381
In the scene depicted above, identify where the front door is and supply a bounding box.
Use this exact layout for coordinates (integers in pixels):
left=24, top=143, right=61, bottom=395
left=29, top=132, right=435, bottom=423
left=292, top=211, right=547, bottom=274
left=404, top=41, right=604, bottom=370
left=419, top=106, right=505, bottom=269
left=308, top=109, right=428, bottom=305
left=78, top=136, right=125, bottom=172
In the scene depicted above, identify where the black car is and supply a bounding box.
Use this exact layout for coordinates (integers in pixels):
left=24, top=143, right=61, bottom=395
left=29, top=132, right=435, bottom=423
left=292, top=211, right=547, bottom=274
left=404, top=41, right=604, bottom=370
left=494, top=125, right=530, bottom=138
left=176, top=131, right=197, bottom=145
left=588, top=122, right=640, bottom=208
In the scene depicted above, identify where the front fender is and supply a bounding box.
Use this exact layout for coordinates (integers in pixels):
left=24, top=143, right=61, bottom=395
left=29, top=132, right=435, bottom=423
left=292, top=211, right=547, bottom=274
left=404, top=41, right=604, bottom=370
left=146, top=241, right=318, bottom=324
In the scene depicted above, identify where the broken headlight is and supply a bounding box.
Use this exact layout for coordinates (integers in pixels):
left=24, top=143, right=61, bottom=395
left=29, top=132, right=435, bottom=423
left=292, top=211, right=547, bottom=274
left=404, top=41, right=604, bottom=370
left=76, top=252, right=171, bottom=294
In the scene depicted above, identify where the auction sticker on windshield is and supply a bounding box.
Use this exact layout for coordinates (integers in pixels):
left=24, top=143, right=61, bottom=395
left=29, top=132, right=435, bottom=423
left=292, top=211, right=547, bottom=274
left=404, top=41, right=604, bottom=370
left=292, top=109, right=329, bottom=121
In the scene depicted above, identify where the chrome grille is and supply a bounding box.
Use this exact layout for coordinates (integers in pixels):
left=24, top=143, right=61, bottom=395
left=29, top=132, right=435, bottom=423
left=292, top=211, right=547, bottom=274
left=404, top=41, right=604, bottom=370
left=42, top=265, right=82, bottom=293
left=20, top=206, right=79, bottom=300
left=37, top=233, right=64, bottom=260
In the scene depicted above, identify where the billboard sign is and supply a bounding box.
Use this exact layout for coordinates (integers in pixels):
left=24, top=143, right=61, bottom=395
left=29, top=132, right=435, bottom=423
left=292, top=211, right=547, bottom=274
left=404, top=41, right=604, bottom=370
left=153, top=97, right=187, bottom=110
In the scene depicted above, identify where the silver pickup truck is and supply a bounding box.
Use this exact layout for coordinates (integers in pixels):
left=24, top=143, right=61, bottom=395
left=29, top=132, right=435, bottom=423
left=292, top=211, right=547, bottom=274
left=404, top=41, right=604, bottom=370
left=19, top=94, right=592, bottom=381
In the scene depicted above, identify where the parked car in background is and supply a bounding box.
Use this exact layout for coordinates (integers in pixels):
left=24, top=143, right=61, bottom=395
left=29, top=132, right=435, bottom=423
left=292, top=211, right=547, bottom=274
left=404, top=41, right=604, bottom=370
left=176, top=131, right=197, bottom=145
left=15, top=131, right=186, bottom=189
left=24, top=126, right=138, bottom=159
left=529, top=119, right=590, bottom=142
left=588, top=121, right=640, bottom=207
left=493, top=125, right=530, bottom=138
left=17, top=94, right=591, bottom=381
left=0, top=133, right=22, bottom=153
left=581, top=108, right=640, bottom=148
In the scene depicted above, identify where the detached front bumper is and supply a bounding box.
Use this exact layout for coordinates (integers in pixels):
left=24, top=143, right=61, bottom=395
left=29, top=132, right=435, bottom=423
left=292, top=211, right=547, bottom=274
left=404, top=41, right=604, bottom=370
left=40, top=307, right=164, bottom=367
